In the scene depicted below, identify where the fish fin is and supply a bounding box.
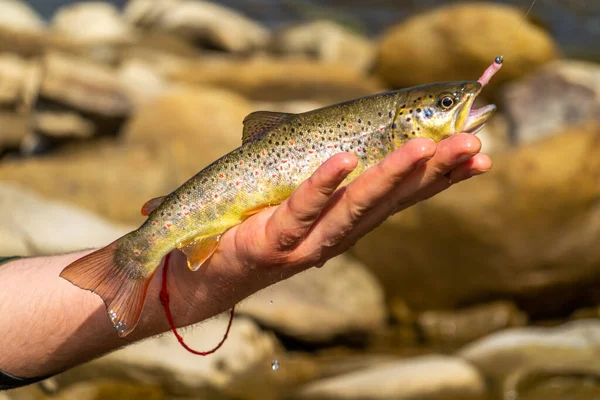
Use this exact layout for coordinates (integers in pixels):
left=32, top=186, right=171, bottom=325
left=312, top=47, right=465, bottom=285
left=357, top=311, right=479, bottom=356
left=241, top=203, right=275, bottom=220
left=179, top=235, right=221, bottom=271
left=60, top=240, right=155, bottom=337
left=242, top=111, right=294, bottom=144
left=141, top=196, right=167, bottom=216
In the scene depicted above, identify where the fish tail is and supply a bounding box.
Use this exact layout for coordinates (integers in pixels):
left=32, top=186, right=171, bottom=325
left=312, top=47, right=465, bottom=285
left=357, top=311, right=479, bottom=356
left=60, top=239, right=156, bottom=337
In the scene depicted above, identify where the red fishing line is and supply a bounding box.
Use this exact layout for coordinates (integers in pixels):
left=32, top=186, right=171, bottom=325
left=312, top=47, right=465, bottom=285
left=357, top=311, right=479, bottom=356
left=159, top=252, right=235, bottom=355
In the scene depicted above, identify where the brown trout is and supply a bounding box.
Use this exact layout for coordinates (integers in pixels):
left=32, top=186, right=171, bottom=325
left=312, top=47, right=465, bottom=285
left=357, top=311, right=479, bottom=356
left=61, top=60, right=502, bottom=337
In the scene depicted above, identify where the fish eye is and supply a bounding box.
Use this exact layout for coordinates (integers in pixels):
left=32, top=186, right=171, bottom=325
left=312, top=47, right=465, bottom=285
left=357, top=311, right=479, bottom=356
left=439, top=96, right=454, bottom=109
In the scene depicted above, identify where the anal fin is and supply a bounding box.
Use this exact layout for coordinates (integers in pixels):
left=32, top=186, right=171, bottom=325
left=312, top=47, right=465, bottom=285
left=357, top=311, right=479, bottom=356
left=179, top=235, right=221, bottom=271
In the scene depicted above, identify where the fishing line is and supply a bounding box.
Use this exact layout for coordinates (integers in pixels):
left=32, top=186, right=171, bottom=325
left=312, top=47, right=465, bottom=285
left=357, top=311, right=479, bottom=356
left=160, top=252, right=235, bottom=355
left=500, top=0, right=540, bottom=59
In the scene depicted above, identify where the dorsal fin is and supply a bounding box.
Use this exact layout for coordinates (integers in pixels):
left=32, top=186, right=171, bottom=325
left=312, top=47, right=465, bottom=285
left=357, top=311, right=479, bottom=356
left=141, top=196, right=166, bottom=216
left=242, top=111, right=294, bottom=144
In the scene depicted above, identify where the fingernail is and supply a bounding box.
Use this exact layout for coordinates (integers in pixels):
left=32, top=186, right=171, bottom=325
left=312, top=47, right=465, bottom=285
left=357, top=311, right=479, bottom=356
left=469, top=168, right=491, bottom=178
left=415, top=156, right=432, bottom=168
left=457, top=154, right=473, bottom=164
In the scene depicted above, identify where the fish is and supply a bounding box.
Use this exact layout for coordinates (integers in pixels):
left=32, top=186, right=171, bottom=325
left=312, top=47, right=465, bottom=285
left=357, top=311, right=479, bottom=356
left=60, top=60, right=502, bottom=337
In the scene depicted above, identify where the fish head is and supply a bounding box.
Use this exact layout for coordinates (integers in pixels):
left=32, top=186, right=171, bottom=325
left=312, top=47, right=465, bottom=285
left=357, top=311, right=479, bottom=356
left=391, top=81, right=496, bottom=144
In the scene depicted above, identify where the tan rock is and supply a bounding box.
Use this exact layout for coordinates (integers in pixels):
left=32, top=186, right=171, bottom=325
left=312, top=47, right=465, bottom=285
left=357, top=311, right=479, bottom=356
left=271, top=20, right=375, bottom=73
left=21, top=51, right=132, bottom=152
left=459, top=319, right=600, bottom=399
left=0, top=87, right=252, bottom=224
left=55, top=381, right=164, bottom=400
left=294, top=355, right=486, bottom=400
left=0, top=112, right=29, bottom=154
left=122, top=86, right=252, bottom=187
left=503, top=60, right=600, bottom=145
left=376, top=3, right=558, bottom=93
left=51, top=2, right=135, bottom=44
left=417, top=301, right=528, bottom=346
left=0, top=26, right=46, bottom=58
left=0, top=182, right=131, bottom=257
left=0, top=54, right=40, bottom=110
left=239, top=253, right=386, bottom=342
left=38, top=52, right=131, bottom=116
left=167, top=56, right=383, bottom=102
left=351, top=124, right=600, bottom=317
left=0, top=0, right=45, bottom=33
left=124, top=0, right=270, bottom=53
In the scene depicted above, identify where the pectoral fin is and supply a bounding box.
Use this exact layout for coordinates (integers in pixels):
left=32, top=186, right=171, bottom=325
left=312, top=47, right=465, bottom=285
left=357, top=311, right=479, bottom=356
left=179, top=235, right=221, bottom=271
left=141, top=196, right=166, bottom=216
left=241, top=203, right=276, bottom=220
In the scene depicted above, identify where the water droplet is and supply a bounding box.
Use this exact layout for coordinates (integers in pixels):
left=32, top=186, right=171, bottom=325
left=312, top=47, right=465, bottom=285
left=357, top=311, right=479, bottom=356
left=271, top=359, right=280, bottom=371
left=269, top=300, right=273, bottom=304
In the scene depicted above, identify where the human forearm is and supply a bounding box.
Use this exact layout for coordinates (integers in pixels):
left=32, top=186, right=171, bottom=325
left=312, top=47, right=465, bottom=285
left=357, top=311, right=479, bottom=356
left=0, top=248, right=249, bottom=378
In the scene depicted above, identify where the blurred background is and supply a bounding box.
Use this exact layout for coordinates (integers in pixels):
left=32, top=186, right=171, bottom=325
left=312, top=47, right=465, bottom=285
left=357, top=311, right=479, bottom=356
left=1, top=0, right=600, bottom=399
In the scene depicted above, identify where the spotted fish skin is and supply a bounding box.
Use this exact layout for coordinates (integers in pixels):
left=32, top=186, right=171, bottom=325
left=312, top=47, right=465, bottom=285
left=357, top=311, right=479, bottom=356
left=60, top=80, right=493, bottom=337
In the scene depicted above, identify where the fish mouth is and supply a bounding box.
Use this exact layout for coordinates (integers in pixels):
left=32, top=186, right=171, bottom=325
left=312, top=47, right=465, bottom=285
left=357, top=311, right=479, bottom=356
left=456, top=84, right=497, bottom=135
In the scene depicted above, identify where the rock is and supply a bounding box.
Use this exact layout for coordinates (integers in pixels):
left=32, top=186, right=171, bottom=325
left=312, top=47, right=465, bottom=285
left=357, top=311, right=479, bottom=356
left=0, top=26, right=46, bottom=58
left=0, top=87, right=252, bottom=224
left=117, top=58, right=171, bottom=108
left=55, top=381, right=164, bottom=400
left=293, top=355, right=486, bottom=400
left=122, top=86, right=252, bottom=190
left=23, top=52, right=132, bottom=154
left=0, top=141, right=170, bottom=226
left=0, top=54, right=34, bottom=109
left=517, top=376, right=600, bottom=400
left=459, top=319, right=600, bottom=399
left=351, top=124, right=600, bottom=318
left=0, top=54, right=40, bottom=155
left=0, top=112, right=29, bottom=157
left=167, top=56, right=383, bottom=103
left=51, top=2, right=134, bottom=44
left=0, top=182, right=131, bottom=257
left=238, top=253, right=386, bottom=342
left=376, top=3, right=558, bottom=93
left=503, top=60, right=600, bottom=145
left=124, top=0, right=270, bottom=53
left=54, top=314, right=278, bottom=397
left=271, top=20, right=375, bottom=73
left=417, top=301, right=528, bottom=346
left=38, top=52, right=131, bottom=118
left=0, top=0, right=45, bottom=33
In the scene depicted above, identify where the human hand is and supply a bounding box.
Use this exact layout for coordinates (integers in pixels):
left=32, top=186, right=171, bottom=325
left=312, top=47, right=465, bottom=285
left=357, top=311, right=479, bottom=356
left=161, top=134, right=491, bottom=324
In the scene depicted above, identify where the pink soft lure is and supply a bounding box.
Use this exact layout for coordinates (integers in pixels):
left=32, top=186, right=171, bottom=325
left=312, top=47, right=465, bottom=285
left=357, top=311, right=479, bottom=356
left=477, top=56, right=503, bottom=87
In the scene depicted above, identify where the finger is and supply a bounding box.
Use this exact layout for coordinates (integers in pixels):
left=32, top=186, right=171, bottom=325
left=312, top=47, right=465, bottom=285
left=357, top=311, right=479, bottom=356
left=265, top=152, right=357, bottom=250
left=338, top=153, right=492, bottom=249
left=446, top=152, right=492, bottom=183
left=297, top=138, right=436, bottom=251
left=300, top=134, right=482, bottom=253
